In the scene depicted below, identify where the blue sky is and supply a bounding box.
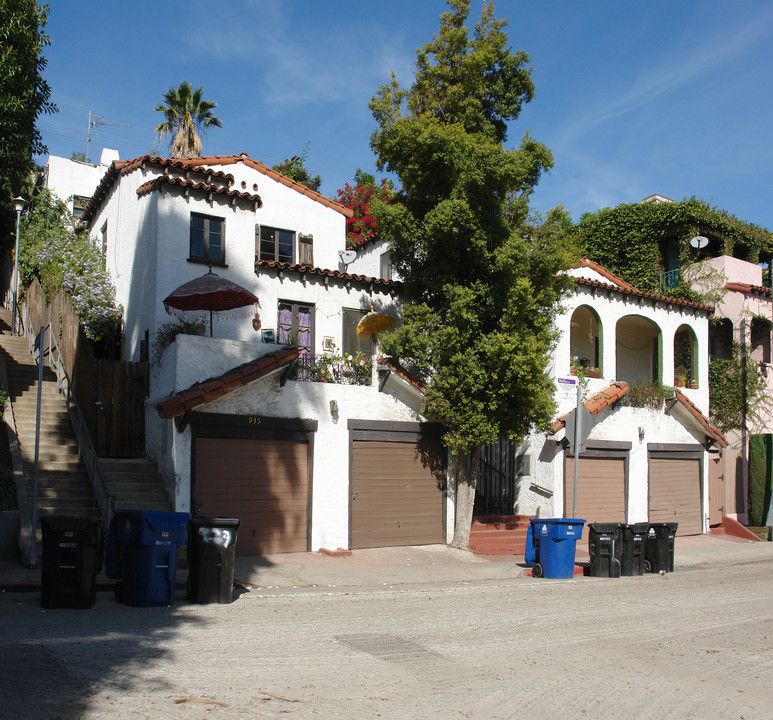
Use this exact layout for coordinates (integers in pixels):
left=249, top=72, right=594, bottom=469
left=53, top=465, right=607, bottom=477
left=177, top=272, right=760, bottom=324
left=38, top=0, right=773, bottom=230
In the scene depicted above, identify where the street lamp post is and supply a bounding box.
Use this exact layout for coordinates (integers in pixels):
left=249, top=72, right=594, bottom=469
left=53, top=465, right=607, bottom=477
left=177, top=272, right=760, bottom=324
left=11, top=196, right=26, bottom=336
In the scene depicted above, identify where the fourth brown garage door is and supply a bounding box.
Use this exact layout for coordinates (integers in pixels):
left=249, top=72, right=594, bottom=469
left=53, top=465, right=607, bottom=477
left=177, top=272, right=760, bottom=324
left=649, top=457, right=702, bottom=535
left=194, top=436, right=309, bottom=555
left=351, top=440, right=444, bottom=549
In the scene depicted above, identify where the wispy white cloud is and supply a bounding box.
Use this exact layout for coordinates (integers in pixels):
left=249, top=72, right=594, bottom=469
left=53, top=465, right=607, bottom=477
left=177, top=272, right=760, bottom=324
left=553, top=8, right=773, bottom=149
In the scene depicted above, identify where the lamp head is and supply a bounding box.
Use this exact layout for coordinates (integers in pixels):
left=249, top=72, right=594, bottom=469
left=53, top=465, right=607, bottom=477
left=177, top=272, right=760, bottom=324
left=13, top=196, right=26, bottom=213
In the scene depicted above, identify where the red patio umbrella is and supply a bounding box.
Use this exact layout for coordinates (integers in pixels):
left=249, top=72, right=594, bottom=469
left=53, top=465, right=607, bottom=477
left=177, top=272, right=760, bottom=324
left=162, top=267, right=260, bottom=336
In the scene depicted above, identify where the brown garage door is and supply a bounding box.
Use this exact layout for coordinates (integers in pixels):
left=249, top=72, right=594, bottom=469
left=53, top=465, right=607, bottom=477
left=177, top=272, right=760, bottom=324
left=351, top=440, right=444, bottom=549
left=649, top=457, right=702, bottom=535
left=194, top=436, right=309, bottom=555
left=565, top=455, right=627, bottom=542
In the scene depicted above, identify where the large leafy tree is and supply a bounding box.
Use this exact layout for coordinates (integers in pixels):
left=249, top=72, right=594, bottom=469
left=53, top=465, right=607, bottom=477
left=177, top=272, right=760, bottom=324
left=154, top=81, right=222, bottom=158
left=372, top=0, right=576, bottom=547
left=0, top=0, right=56, bottom=240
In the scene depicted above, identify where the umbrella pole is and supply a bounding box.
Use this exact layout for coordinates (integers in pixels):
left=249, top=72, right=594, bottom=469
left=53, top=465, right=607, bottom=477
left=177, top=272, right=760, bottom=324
left=210, top=308, right=213, bottom=337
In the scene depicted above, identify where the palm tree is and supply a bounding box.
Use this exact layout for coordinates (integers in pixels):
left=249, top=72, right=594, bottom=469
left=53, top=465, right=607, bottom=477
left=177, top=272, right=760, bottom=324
left=154, top=82, right=222, bottom=158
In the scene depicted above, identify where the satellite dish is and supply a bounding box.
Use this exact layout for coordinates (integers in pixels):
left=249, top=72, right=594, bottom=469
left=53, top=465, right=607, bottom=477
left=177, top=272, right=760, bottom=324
left=689, top=235, right=709, bottom=249
left=338, top=250, right=357, bottom=265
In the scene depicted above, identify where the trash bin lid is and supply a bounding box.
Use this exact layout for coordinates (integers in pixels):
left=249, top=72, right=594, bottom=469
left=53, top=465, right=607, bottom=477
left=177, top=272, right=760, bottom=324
left=190, top=517, right=241, bottom=529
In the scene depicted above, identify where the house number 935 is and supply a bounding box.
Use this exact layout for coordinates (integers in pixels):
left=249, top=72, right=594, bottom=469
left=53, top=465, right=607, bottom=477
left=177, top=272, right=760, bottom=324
left=247, top=417, right=261, bottom=425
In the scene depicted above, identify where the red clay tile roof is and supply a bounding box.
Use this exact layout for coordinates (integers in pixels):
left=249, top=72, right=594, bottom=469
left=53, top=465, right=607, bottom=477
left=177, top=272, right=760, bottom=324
left=256, top=258, right=400, bottom=290
left=724, top=282, right=772, bottom=298
left=573, top=257, right=635, bottom=290
left=82, top=153, right=352, bottom=225
left=669, top=389, right=728, bottom=448
left=136, top=176, right=262, bottom=207
left=154, top=347, right=299, bottom=419
left=549, top=381, right=629, bottom=435
left=377, top=358, right=427, bottom=392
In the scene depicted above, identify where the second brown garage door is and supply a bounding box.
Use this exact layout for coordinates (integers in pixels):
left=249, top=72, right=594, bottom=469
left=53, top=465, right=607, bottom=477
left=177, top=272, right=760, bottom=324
left=351, top=440, right=444, bottom=549
left=565, top=455, right=627, bottom=542
left=194, top=436, right=309, bottom=555
left=649, top=457, right=702, bottom=535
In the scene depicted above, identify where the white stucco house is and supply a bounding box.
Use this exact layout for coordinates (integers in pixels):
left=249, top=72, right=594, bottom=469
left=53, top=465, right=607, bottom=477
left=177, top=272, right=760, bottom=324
left=82, top=154, right=449, bottom=555
left=481, top=258, right=729, bottom=543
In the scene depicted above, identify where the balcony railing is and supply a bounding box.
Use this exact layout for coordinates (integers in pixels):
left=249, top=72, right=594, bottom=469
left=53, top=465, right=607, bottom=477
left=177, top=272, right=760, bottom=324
left=289, top=352, right=373, bottom=386
left=660, top=268, right=680, bottom=291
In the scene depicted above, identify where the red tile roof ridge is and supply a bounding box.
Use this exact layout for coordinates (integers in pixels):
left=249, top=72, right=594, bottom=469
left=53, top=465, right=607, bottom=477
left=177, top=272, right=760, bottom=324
left=573, top=276, right=714, bottom=312
left=83, top=153, right=353, bottom=225
left=255, top=258, right=400, bottom=288
left=136, top=176, right=262, bottom=206
left=574, top=257, right=636, bottom=291
left=154, top=346, right=299, bottom=419
left=725, top=281, right=772, bottom=297
left=377, top=357, right=427, bottom=392
left=671, top=388, right=728, bottom=448
left=549, top=381, right=630, bottom=435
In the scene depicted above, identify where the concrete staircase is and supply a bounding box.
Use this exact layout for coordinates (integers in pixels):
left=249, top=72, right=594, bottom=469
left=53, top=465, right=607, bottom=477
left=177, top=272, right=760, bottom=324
left=469, top=515, right=532, bottom=556
left=0, top=309, right=170, bottom=530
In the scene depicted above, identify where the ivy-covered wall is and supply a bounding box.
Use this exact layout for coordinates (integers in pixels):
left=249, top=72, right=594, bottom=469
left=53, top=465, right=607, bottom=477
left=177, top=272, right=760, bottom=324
left=748, top=433, right=772, bottom=527
left=573, top=198, right=773, bottom=294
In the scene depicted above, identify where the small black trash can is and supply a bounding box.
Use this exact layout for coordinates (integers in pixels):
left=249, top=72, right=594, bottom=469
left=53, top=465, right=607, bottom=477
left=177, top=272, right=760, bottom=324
left=588, top=523, right=622, bottom=578
left=621, top=522, right=649, bottom=576
left=41, top=516, right=104, bottom=609
left=187, top=517, right=240, bottom=604
left=644, top=522, right=678, bottom=573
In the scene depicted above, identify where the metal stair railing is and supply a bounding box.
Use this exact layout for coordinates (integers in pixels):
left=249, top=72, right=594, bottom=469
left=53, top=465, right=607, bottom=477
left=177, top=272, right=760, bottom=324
left=24, top=307, right=114, bottom=526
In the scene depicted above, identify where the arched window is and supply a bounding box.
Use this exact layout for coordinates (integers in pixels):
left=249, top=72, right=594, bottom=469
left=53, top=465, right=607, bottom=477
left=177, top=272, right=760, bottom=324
left=570, top=306, right=602, bottom=376
left=674, top=325, right=698, bottom=388
left=709, top=318, right=733, bottom=361
left=616, top=315, right=661, bottom=386
left=751, top=316, right=772, bottom=364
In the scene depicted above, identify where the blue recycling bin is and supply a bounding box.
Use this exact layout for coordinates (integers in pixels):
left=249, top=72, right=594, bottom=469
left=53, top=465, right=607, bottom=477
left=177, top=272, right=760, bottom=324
left=526, top=518, right=586, bottom=579
left=106, top=510, right=190, bottom=607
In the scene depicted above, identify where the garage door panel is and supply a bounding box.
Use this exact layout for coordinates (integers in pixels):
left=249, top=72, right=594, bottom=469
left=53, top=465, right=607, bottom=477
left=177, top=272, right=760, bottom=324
left=351, top=439, right=444, bottom=549
left=649, top=457, right=702, bottom=535
left=195, top=436, right=309, bottom=555
left=565, top=456, right=627, bottom=543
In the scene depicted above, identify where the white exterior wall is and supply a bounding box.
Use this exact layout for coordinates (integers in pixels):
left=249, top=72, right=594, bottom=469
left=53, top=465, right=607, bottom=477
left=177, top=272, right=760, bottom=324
left=46, top=152, right=114, bottom=213
left=518, top=271, right=714, bottom=532
left=148, top=334, right=440, bottom=551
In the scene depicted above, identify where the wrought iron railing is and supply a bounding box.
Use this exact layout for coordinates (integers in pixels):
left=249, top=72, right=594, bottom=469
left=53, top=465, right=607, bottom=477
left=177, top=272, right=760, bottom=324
left=660, top=268, right=680, bottom=291
left=24, top=309, right=113, bottom=525
left=289, top=352, right=373, bottom=386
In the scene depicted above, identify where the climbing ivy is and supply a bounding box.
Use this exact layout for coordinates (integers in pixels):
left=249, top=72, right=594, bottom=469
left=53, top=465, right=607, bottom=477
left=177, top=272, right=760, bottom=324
left=709, top=345, right=768, bottom=433
left=573, top=198, right=773, bottom=295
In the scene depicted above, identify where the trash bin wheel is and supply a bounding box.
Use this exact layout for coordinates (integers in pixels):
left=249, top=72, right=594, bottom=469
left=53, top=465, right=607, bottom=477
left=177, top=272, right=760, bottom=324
left=532, top=563, right=543, bottom=578
left=643, top=559, right=652, bottom=573
left=114, top=580, right=124, bottom=603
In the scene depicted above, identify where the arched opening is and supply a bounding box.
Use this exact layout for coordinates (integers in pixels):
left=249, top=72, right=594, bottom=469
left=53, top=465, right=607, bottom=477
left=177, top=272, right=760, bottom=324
left=674, top=324, right=698, bottom=387
left=709, top=318, right=733, bottom=361
left=616, top=315, right=661, bottom=386
left=570, top=305, right=602, bottom=376
left=751, top=316, right=772, bottom=364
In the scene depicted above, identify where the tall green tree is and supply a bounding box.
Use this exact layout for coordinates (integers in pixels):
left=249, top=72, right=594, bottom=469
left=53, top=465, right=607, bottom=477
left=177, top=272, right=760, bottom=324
left=372, top=0, right=576, bottom=547
left=154, top=81, right=222, bottom=158
left=0, top=0, right=56, bottom=239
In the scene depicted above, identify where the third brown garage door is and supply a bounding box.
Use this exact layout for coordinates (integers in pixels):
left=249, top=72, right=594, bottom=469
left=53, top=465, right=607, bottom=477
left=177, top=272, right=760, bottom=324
left=351, top=440, right=444, bottom=549
left=565, top=455, right=627, bottom=542
left=649, top=457, right=702, bottom=535
left=194, top=436, right=309, bottom=555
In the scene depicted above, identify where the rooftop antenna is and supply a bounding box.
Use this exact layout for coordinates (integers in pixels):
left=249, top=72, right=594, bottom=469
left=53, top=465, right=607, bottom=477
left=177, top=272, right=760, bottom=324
left=86, top=110, right=131, bottom=163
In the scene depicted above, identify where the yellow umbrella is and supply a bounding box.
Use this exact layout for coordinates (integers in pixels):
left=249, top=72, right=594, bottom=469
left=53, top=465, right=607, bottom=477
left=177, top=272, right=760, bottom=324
left=356, top=306, right=396, bottom=338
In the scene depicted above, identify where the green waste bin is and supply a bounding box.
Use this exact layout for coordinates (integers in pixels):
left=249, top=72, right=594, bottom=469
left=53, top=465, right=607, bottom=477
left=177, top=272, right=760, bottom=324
left=588, top=523, right=622, bottom=578
left=644, top=522, right=678, bottom=573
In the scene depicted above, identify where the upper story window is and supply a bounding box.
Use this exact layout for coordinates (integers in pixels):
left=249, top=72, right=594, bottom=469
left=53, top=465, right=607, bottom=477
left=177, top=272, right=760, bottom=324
left=342, top=308, right=372, bottom=356
left=259, top=225, right=295, bottom=263
left=380, top=252, right=392, bottom=280
left=190, top=213, right=225, bottom=265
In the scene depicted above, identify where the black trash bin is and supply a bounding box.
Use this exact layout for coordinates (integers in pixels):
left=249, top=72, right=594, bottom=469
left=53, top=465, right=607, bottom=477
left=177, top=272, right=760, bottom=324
left=621, top=522, right=649, bottom=576
left=588, top=523, right=622, bottom=578
left=187, top=517, right=240, bottom=604
left=644, top=522, right=678, bottom=573
left=41, top=516, right=104, bottom=609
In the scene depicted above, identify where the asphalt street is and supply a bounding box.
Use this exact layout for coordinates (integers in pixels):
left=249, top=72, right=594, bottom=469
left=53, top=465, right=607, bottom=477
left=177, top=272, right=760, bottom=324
left=1, top=549, right=771, bottom=720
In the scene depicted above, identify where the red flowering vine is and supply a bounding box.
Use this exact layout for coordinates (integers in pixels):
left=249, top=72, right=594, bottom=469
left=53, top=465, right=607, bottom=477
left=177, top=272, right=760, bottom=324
left=336, top=174, right=394, bottom=249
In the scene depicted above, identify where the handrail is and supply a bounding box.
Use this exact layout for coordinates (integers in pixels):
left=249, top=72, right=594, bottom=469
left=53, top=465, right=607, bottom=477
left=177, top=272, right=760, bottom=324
left=23, top=306, right=113, bottom=525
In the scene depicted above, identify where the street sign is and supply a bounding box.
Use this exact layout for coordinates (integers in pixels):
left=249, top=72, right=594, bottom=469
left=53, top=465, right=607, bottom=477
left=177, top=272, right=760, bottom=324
left=565, top=406, right=591, bottom=454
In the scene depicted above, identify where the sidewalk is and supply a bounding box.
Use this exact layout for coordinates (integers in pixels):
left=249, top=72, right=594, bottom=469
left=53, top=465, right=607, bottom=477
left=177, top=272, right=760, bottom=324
left=2, top=534, right=772, bottom=596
